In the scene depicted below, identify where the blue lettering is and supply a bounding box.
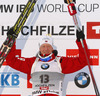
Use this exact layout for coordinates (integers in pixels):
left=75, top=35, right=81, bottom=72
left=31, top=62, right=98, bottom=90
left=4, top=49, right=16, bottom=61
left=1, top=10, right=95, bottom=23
left=1, top=74, right=10, bottom=86
left=12, top=74, right=20, bottom=86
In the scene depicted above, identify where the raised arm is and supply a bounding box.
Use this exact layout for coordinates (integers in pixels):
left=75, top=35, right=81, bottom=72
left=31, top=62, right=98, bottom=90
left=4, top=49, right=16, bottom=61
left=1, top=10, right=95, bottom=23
left=6, top=42, right=36, bottom=75
left=60, top=32, right=90, bottom=74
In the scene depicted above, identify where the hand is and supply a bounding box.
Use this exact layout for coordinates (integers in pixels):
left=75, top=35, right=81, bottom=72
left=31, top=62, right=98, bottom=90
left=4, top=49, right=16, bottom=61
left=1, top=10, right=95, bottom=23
left=7, top=27, right=18, bottom=38
left=76, top=30, right=85, bottom=42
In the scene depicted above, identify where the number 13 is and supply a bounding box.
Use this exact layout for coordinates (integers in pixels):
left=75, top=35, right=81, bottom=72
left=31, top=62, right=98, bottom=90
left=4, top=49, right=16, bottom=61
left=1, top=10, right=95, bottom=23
left=40, top=75, right=49, bottom=83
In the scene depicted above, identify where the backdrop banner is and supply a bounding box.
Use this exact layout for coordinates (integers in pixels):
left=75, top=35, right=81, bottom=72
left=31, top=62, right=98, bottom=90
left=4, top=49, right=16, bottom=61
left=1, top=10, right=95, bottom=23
left=0, top=0, right=100, bottom=96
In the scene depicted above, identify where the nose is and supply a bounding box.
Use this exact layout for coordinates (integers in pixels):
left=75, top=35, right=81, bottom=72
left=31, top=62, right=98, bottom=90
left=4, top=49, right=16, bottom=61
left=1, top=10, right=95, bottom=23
left=45, top=47, right=48, bottom=50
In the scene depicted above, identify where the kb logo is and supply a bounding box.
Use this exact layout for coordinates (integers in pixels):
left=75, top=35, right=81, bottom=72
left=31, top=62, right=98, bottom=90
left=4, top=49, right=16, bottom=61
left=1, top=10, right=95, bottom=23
left=0, top=72, right=20, bottom=88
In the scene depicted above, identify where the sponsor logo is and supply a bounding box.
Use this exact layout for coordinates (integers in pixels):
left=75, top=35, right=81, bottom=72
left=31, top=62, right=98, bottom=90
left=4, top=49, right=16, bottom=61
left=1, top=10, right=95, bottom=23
left=32, top=90, right=59, bottom=95
left=0, top=72, right=20, bottom=88
left=74, top=72, right=90, bottom=88
left=40, top=86, right=49, bottom=90
left=41, top=63, right=50, bottom=70
left=87, top=22, right=100, bottom=39
left=66, top=49, right=99, bottom=65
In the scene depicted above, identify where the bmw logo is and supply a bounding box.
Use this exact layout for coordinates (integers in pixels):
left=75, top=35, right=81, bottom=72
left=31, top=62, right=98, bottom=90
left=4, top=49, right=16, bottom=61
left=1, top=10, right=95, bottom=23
left=74, top=72, right=90, bottom=88
left=41, top=63, right=50, bottom=70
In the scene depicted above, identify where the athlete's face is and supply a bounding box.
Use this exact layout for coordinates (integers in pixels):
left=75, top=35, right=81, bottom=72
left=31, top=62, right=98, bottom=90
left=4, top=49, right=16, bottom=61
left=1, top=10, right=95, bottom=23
left=40, top=43, right=53, bottom=55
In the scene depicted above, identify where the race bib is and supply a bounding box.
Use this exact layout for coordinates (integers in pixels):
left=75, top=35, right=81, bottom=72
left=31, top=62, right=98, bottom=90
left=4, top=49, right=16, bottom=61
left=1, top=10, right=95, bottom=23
left=31, top=72, right=64, bottom=95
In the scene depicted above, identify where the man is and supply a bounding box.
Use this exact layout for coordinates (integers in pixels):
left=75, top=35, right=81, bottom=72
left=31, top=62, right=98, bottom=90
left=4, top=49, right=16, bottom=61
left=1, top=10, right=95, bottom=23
left=6, top=30, right=89, bottom=96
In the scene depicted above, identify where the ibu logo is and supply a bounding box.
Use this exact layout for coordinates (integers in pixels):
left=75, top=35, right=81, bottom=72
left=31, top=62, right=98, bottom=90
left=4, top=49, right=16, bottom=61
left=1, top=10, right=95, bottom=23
left=0, top=72, right=20, bottom=88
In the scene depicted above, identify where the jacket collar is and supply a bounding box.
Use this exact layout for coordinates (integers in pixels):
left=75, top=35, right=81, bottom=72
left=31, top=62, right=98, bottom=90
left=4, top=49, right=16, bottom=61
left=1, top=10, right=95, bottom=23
left=38, top=53, right=55, bottom=62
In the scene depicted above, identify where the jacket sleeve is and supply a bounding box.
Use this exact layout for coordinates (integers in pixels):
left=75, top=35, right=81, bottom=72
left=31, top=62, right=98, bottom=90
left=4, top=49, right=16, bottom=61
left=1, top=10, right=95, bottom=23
left=61, top=39, right=90, bottom=74
left=6, top=43, right=36, bottom=75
